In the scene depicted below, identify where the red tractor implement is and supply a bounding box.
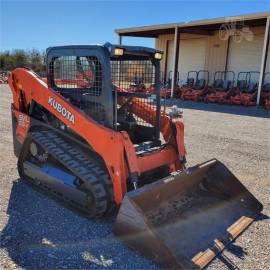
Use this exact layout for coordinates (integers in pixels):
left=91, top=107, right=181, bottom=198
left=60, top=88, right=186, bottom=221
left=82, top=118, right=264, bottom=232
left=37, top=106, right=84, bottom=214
left=160, top=71, right=180, bottom=99
left=160, top=70, right=172, bottom=99
left=230, top=72, right=250, bottom=105
left=0, top=71, right=9, bottom=84
left=181, top=70, right=209, bottom=101
left=260, top=72, right=270, bottom=110
left=264, top=99, right=270, bottom=110
left=238, top=71, right=259, bottom=106
left=205, top=71, right=235, bottom=104
left=179, top=70, right=197, bottom=98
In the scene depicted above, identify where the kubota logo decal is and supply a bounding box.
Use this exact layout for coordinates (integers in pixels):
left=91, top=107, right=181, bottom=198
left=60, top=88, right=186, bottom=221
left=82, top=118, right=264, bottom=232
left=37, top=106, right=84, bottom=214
left=48, top=96, right=75, bottom=124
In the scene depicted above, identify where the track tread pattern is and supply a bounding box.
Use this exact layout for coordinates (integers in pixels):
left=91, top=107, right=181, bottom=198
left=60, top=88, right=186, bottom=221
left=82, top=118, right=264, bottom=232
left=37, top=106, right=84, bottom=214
left=23, top=130, right=114, bottom=217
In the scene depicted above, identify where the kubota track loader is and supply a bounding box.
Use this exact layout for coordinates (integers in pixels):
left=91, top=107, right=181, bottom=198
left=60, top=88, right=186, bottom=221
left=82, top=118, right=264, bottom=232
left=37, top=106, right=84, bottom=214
left=8, top=43, right=262, bottom=269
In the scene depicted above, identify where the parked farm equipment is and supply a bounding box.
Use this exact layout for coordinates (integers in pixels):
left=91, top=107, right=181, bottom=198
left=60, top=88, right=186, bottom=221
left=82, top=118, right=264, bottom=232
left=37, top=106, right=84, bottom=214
left=181, top=70, right=209, bottom=101
left=230, top=72, right=250, bottom=105
left=8, top=43, right=263, bottom=269
left=261, top=72, right=270, bottom=110
left=160, top=71, right=180, bottom=99
left=0, top=71, right=8, bottom=84
left=178, top=70, right=197, bottom=98
left=230, top=71, right=259, bottom=106
left=205, top=71, right=235, bottom=104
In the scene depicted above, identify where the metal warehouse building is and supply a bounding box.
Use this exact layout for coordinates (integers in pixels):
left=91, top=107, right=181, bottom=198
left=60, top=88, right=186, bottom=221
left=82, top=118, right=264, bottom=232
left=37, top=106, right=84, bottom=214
left=116, top=12, right=270, bottom=104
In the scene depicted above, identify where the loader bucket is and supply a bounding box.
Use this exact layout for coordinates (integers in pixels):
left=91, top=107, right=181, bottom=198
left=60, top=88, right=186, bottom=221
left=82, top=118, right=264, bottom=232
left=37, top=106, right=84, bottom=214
left=113, top=159, right=263, bottom=269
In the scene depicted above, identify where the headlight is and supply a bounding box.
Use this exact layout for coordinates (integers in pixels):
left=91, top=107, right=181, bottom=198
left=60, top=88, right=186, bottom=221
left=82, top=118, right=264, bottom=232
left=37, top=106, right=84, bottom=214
left=114, top=48, right=124, bottom=56
left=154, top=52, right=163, bottom=60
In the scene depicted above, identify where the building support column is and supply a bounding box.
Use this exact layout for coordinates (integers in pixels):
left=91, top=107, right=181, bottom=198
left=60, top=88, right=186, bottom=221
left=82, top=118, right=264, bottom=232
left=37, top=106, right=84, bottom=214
left=171, top=27, right=180, bottom=98
left=257, top=16, right=270, bottom=105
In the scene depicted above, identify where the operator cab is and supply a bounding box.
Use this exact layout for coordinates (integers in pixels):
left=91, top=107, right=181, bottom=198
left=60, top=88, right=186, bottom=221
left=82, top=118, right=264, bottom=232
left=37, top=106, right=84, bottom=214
left=46, top=43, right=163, bottom=148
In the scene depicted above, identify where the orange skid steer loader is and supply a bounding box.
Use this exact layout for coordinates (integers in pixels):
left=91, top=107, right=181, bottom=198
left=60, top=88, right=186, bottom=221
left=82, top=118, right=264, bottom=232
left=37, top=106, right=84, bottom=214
left=8, top=43, right=262, bottom=269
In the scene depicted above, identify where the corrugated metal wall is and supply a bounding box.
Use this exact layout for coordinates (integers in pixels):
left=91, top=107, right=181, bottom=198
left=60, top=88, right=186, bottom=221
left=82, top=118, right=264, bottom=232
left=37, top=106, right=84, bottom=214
left=155, top=34, right=174, bottom=77
left=156, top=33, right=209, bottom=81
left=155, top=26, right=268, bottom=84
left=227, top=27, right=265, bottom=80
left=156, top=32, right=228, bottom=83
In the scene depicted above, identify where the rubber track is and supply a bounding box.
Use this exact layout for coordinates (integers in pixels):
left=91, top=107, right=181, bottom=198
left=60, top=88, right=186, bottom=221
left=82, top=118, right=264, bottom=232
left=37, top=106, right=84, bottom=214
left=25, top=130, right=114, bottom=217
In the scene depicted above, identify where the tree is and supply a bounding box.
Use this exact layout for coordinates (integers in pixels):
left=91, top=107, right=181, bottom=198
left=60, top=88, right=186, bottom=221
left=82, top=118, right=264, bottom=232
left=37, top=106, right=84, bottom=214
left=0, top=49, right=46, bottom=73
left=28, top=49, right=45, bottom=73
left=13, top=49, right=29, bottom=68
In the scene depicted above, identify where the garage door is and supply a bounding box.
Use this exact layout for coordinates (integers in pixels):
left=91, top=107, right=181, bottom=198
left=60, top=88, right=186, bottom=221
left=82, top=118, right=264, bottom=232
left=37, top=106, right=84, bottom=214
left=165, top=38, right=207, bottom=83
left=227, top=34, right=264, bottom=81
left=178, top=38, right=207, bottom=83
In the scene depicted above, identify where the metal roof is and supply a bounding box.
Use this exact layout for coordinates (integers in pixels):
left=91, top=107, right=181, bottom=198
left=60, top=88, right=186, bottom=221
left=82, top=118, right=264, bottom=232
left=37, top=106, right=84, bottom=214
left=115, top=11, right=270, bottom=37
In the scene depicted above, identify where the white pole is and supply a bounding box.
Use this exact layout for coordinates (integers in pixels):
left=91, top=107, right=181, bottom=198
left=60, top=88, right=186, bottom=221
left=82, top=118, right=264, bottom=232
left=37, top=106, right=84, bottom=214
left=171, top=27, right=180, bottom=98
left=257, top=16, right=270, bottom=105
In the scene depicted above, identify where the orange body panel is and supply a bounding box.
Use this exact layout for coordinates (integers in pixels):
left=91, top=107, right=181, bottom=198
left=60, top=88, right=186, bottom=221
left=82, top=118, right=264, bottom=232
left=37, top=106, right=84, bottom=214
left=9, top=68, right=185, bottom=204
left=264, top=99, right=270, bottom=110
left=13, top=111, right=31, bottom=144
left=137, top=146, right=178, bottom=172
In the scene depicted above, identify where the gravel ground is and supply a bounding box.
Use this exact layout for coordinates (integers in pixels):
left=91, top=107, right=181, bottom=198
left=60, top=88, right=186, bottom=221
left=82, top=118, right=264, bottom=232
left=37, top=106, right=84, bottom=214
left=0, top=84, right=269, bottom=270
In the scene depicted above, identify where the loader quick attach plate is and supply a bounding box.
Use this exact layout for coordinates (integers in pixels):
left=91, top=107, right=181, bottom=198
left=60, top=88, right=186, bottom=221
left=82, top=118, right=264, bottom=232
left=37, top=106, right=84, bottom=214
left=113, top=159, right=263, bottom=269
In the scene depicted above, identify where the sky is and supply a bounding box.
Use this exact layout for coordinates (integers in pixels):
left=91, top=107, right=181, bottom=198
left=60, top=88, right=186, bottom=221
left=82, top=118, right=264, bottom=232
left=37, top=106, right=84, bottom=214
left=0, top=0, right=269, bottom=52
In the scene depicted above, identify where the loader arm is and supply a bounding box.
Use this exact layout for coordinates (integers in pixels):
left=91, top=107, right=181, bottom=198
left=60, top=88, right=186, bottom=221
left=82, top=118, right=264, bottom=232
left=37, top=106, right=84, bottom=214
left=115, top=83, right=185, bottom=157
